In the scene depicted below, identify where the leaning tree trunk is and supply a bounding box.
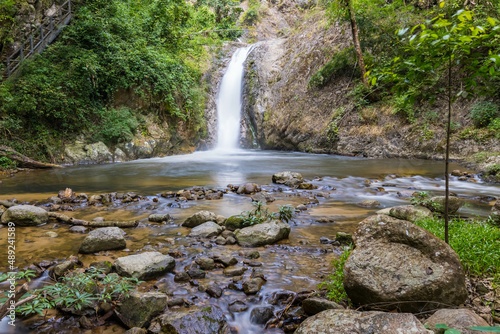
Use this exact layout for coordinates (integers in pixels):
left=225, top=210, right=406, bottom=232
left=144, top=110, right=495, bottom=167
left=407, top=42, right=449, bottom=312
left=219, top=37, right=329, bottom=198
left=0, top=146, right=63, bottom=169
left=347, top=0, right=369, bottom=87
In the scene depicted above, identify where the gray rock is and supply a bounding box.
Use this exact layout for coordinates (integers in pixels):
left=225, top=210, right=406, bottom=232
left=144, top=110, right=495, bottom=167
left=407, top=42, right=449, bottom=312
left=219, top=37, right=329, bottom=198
left=116, top=292, right=167, bottom=328
left=424, top=309, right=491, bottom=334
left=206, top=283, right=223, bottom=298
left=375, top=208, right=392, bottom=215
left=1, top=205, right=48, bottom=226
left=124, top=328, right=147, bottom=334
left=226, top=236, right=236, bottom=245
left=224, top=215, right=247, bottom=231
left=250, top=306, right=274, bottom=325
left=188, top=221, right=223, bottom=238
left=182, top=210, right=218, bottom=228
left=114, top=252, right=175, bottom=280
left=236, top=220, right=291, bottom=247
left=358, top=199, right=380, bottom=208
left=69, top=226, right=87, bottom=233
left=79, top=227, right=126, bottom=254
left=302, top=297, right=343, bottom=316
left=215, top=236, right=226, bottom=245
left=237, top=183, right=261, bottom=194
left=243, top=277, right=265, bottom=294
left=148, top=213, right=172, bottom=223
left=344, top=215, right=467, bottom=312
left=223, top=267, right=247, bottom=276
left=167, top=297, right=184, bottom=307
left=195, top=256, right=214, bottom=270
left=51, top=256, right=80, bottom=277
left=428, top=196, right=463, bottom=214
left=186, top=265, right=205, bottom=279
left=85, top=142, right=113, bottom=163
left=295, top=309, right=432, bottom=334
left=157, top=306, right=229, bottom=334
left=215, top=255, right=238, bottom=267
left=389, top=205, right=433, bottom=222
left=272, top=171, right=304, bottom=187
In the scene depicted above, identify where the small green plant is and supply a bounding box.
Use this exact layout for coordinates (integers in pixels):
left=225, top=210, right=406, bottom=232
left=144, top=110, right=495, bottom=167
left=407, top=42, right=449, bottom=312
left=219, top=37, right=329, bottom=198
left=488, top=118, right=500, bottom=138
left=323, top=107, right=345, bottom=142
left=486, top=164, right=500, bottom=176
left=471, top=101, right=500, bottom=128
left=318, top=246, right=352, bottom=304
left=308, top=48, right=357, bottom=89
left=241, top=201, right=295, bottom=227
left=410, top=191, right=439, bottom=211
left=0, top=156, right=17, bottom=170
left=93, top=107, right=139, bottom=147
left=241, top=8, right=259, bottom=25
left=0, top=267, right=141, bottom=316
left=427, top=323, right=500, bottom=333
left=392, top=93, right=415, bottom=123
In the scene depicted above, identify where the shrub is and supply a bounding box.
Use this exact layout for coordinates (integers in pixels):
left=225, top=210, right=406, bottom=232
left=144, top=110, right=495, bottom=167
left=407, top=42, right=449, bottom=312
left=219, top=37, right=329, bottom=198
left=318, top=246, right=352, bottom=304
left=471, top=101, right=500, bottom=128
left=414, top=218, right=500, bottom=279
left=94, top=108, right=139, bottom=146
left=241, top=8, right=259, bottom=25
left=0, top=156, right=17, bottom=170
left=308, top=48, right=357, bottom=89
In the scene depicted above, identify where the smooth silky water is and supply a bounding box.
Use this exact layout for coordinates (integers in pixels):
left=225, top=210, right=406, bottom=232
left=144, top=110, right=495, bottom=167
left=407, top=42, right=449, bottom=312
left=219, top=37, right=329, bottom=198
left=1, top=46, right=500, bottom=334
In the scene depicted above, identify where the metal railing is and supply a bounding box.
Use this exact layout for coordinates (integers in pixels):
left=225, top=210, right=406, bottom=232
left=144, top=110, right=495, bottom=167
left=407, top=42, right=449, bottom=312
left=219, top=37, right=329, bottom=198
left=5, top=0, right=72, bottom=78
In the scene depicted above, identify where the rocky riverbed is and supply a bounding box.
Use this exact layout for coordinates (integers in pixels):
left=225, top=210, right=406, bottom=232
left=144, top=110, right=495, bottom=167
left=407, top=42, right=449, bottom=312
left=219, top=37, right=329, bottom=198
left=1, top=168, right=499, bottom=333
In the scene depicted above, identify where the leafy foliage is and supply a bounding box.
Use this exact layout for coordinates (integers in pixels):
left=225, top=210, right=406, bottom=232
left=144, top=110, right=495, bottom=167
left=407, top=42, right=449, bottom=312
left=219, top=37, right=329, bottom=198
left=470, top=101, right=499, bottom=127
left=0, top=0, right=242, bottom=160
left=414, top=217, right=500, bottom=280
left=241, top=201, right=295, bottom=226
left=0, top=267, right=141, bottom=316
left=309, top=48, right=357, bottom=89
left=318, top=246, right=352, bottom=304
left=410, top=191, right=439, bottom=211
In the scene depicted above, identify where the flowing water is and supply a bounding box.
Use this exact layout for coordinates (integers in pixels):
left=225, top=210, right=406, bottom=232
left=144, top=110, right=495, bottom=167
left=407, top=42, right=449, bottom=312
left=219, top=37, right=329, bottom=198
left=1, top=46, right=500, bottom=333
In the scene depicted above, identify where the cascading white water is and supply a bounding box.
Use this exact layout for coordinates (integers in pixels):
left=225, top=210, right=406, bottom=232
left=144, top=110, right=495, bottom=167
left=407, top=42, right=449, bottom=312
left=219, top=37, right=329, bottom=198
left=215, top=46, right=254, bottom=151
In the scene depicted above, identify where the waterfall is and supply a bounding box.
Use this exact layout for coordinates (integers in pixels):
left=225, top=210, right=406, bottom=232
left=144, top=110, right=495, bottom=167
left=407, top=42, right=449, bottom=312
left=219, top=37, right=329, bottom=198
left=215, top=46, right=254, bottom=151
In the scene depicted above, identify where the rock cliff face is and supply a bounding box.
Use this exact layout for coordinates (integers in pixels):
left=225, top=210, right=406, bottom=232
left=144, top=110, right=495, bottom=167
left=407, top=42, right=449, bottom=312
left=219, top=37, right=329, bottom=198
left=239, top=1, right=500, bottom=163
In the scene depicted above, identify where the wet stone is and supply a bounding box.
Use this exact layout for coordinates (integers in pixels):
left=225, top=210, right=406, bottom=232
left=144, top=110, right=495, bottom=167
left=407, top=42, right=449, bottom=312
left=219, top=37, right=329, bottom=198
left=195, top=256, right=215, bottom=270
left=224, top=267, right=247, bottom=277
left=243, top=260, right=262, bottom=267
left=167, top=297, right=185, bottom=307
left=215, top=255, right=238, bottom=267
left=245, top=251, right=260, bottom=259
left=206, top=283, right=223, bottom=298
left=69, top=226, right=87, bottom=233
left=186, top=265, right=206, bottom=279
left=228, top=300, right=248, bottom=313
left=215, top=236, right=226, bottom=245
left=250, top=306, right=274, bottom=325
left=226, top=236, right=237, bottom=245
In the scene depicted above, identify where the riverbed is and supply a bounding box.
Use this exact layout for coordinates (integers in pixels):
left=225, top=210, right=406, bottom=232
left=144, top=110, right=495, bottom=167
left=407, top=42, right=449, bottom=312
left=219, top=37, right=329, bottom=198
left=1, top=149, right=499, bottom=333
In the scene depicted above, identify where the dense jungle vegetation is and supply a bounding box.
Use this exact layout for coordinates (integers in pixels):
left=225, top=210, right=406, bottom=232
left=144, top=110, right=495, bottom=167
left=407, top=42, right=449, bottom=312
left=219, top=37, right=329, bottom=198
left=0, top=0, right=500, bottom=168
left=0, top=0, right=242, bottom=161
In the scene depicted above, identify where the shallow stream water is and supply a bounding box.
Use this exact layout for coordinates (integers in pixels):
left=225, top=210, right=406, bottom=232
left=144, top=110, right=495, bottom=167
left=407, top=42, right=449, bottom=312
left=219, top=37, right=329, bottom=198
left=1, top=149, right=500, bottom=334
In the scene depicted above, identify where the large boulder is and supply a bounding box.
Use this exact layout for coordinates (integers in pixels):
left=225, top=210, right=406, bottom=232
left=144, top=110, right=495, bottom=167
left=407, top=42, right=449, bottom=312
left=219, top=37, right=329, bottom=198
left=424, top=309, right=491, bottom=334
left=1, top=205, right=48, bottom=226
left=235, top=220, right=291, bottom=247
left=156, top=306, right=230, bottom=334
left=182, top=211, right=217, bottom=228
left=302, top=297, right=343, bottom=316
left=272, top=171, right=304, bottom=187
left=116, top=292, right=167, bottom=328
left=389, top=205, right=433, bottom=222
left=295, top=309, right=431, bottom=334
left=79, top=227, right=126, bottom=254
left=237, top=183, right=261, bottom=194
left=428, top=196, right=463, bottom=214
left=114, top=252, right=175, bottom=280
left=344, top=215, right=467, bottom=312
left=188, top=221, right=222, bottom=238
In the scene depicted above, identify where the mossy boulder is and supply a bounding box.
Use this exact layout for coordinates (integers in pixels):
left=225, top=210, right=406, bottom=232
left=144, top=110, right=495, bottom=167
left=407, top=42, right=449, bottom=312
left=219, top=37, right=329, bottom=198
left=224, top=215, right=247, bottom=231
left=389, top=205, right=433, bottom=222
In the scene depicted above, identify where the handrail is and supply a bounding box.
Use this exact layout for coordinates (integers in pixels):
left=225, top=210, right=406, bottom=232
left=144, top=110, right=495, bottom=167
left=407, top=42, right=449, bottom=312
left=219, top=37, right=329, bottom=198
left=4, top=0, right=73, bottom=78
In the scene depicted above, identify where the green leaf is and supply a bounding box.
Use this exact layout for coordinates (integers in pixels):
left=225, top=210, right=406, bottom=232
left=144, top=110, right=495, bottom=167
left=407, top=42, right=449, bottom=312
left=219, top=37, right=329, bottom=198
left=487, top=17, right=496, bottom=26
left=469, top=327, right=500, bottom=333
left=435, top=324, right=449, bottom=329
left=371, top=77, right=377, bottom=86
left=444, top=329, right=461, bottom=334
left=439, top=1, right=445, bottom=8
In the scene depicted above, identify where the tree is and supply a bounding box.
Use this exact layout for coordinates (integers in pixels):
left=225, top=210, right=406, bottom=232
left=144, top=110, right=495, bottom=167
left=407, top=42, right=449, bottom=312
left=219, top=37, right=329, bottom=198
left=329, top=0, right=369, bottom=87
left=375, top=1, right=500, bottom=243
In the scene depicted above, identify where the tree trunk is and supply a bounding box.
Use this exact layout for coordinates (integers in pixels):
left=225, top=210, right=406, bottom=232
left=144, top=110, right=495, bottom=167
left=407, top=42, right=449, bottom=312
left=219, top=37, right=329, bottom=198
left=0, top=146, right=63, bottom=169
left=444, top=54, right=452, bottom=244
left=347, top=0, right=368, bottom=87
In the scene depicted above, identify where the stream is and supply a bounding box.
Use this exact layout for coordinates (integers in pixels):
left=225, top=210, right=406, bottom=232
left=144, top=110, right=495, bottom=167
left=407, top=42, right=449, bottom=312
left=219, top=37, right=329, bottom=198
left=1, top=46, right=500, bottom=333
